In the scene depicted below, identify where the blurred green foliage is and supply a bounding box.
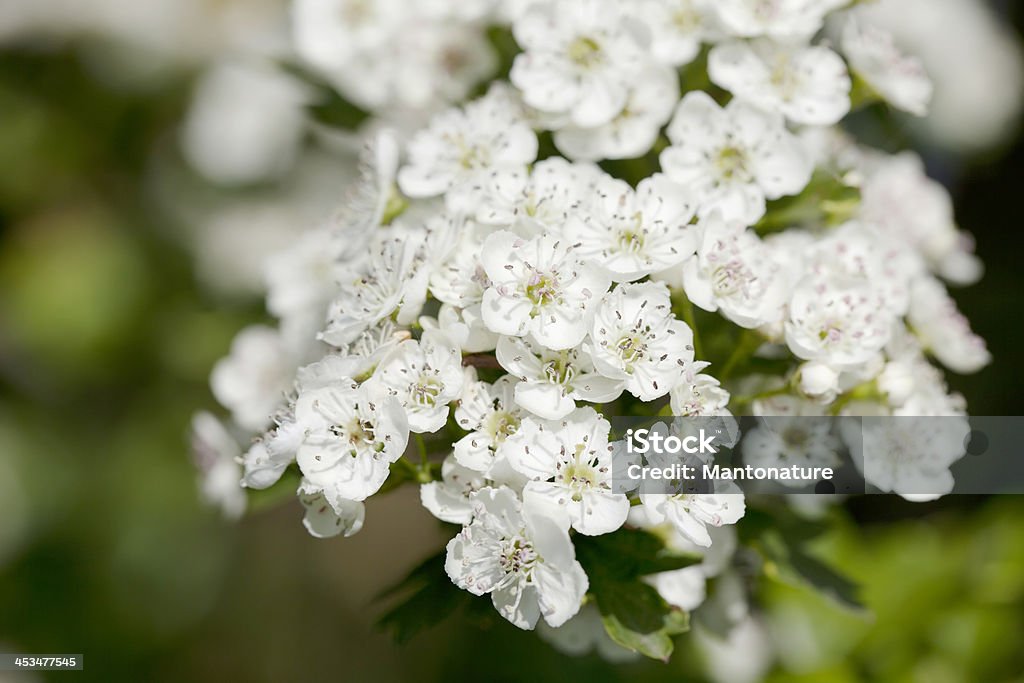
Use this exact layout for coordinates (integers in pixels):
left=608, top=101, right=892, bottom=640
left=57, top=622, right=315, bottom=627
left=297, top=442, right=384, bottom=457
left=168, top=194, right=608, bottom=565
left=0, top=38, right=1023, bottom=683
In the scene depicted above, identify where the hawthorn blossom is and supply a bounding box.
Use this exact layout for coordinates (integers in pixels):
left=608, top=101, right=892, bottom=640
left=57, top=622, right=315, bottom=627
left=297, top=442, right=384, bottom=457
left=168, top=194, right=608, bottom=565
left=639, top=484, right=746, bottom=548
left=636, top=0, right=719, bottom=67
left=421, top=455, right=489, bottom=524
left=504, top=408, right=630, bottom=536
left=670, top=364, right=732, bottom=417
left=682, top=215, right=788, bottom=329
left=473, top=157, right=602, bottom=231
left=496, top=335, right=624, bottom=420
left=564, top=173, right=698, bottom=282
left=554, top=66, right=680, bottom=161
left=397, top=87, right=538, bottom=213
left=841, top=19, right=933, bottom=117
left=708, top=40, right=851, bottom=126
left=661, top=92, right=812, bottom=224
left=907, top=276, right=990, bottom=374
left=785, top=275, right=894, bottom=368
left=320, top=231, right=428, bottom=347
left=453, top=374, right=528, bottom=475
left=480, top=231, right=610, bottom=350
left=366, top=330, right=465, bottom=433
left=294, top=380, right=409, bottom=501
left=210, top=325, right=295, bottom=432
left=191, top=412, right=246, bottom=519
left=298, top=479, right=366, bottom=538
left=713, top=0, right=844, bottom=40
left=587, top=282, right=695, bottom=400
left=510, top=0, right=648, bottom=127
left=445, top=486, right=589, bottom=629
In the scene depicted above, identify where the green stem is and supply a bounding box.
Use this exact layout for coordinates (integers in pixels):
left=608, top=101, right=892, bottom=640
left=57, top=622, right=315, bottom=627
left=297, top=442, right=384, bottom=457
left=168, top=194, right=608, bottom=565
left=720, top=329, right=763, bottom=381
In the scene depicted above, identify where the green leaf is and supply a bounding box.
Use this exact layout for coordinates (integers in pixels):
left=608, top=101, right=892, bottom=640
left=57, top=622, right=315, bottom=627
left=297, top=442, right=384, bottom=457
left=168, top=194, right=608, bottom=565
left=576, top=527, right=699, bottom=660
left=375, top=546, right=472, bottom=644
left=759, top=528, right=864, bottom=611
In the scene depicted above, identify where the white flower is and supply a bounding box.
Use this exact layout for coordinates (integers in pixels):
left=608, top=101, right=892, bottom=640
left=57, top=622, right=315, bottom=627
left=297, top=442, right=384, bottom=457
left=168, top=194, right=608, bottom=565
left=429, top=215, right=493, bottom=308
left=797, top=360, right=841, bottom=401
left=639, top=484, right=746, bottom=548
left=294, top=379, right=409, bottom=501
left=708, top=40, right=851, bottom=126
left=587, top=282, right=695, bottom=400
left=907, top=276, right=990, bottom=374
left=241, top=415, right=301, bottom=491
left=496, top=335, right=624, bottom=420
left=682, top=215, right=788, bottom=329
left=331, top=128, right=400, bottom=245
left=785, top=274, right=893, bottom=368
left=554, top=66, right=680, bottom=161
left=432, top=304, right=498, bottom=354
left=637, top=0, right=720, bottom=67
left=397, top=87, right=538, bottom=213
left=504, top=408, right=630, bottom=536
left=742, top=412, right=841, bottom=488
left=320, top=231, right=427, bottom=347
left=445, top=486, right=589, bottom=629
left=661, top=91, right=812, bottom=224
left=841, top=415, right=969, bottom=500
left=420, top=454, right=489, bottom=525
left=298, top=479, right=365, bottom=538
left=453, top=374, right=528, bottom=475
left=211, top=325, right=294, bottom=432
left=714, top=0, right=844, bottom=40
left=858, top=153, right=962, bottom=273
left=480, top=231, right=610, bottom=350
left=564, top=173, right=698, bottom=282
left=841, top=18, right=933, bottom=117
left=670, top=365, right=732, bottom=416
left=293, top=0, right=398, bottom=71
left=190, top=412, right=246, bottom=519
left=182, top=60, right=308, bottom=186
left=367, top=330, right=465, bottom=433
left=473, top=157, right=602, bottom=232
left=510, top=0, right=648, bottom=127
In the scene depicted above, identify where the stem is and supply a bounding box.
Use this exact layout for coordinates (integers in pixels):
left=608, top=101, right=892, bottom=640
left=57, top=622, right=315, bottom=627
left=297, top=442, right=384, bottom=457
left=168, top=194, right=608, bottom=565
left=462, top=353, right=502, bottom=369
left=721, top=329, right=763, bottom=381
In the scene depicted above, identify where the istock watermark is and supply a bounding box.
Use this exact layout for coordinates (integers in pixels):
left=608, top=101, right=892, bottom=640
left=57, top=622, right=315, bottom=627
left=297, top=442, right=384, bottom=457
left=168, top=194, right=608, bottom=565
left=608, top=416, right=1024, bottom=497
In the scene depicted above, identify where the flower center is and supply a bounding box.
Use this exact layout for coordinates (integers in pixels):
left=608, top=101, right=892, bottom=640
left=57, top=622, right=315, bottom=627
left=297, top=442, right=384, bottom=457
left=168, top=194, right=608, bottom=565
left=561, top=460, right=598, bottom=501
left=711, top=262, right=744, bottom=297
left=568, top=36, right=603, bottom=68
left=542, top=353, right=577, bottom=386
left=617, top=216, right=646, bottom=254
left=500, top=536, right=538, bottom=576
left=330, top=417, right=376, bottom=457
left=411, top=376, right=443, bottom=407
left=716, top=146, right=749, bottom=181
left=484, top=410, right=520, bottom=444
left=616, top=333, right=648, bottom=366
left=526, top=272, right=561, bottom=306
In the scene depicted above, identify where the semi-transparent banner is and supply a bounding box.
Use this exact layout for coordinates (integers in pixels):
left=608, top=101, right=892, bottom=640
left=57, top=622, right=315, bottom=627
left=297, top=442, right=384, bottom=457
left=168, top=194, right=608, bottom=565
left=608, top=416, right=1023, bottom=498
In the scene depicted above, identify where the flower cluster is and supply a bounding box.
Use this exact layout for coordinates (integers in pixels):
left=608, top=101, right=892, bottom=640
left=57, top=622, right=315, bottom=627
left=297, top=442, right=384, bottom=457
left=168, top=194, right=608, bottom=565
left=193, top=0, right=991, bottom=661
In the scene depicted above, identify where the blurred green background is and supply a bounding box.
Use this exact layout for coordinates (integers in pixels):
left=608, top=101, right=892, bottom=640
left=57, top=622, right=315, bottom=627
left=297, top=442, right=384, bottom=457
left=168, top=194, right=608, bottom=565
left=2, top=5, right=1024, bottom=683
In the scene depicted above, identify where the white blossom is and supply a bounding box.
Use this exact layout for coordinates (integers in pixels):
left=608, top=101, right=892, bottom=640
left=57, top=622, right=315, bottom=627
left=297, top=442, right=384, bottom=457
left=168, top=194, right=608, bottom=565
left=453, top=374, right=528, bottom=475
left=661, top=92, right=812, bottom=224
left=907, top=276, right=990, bottom=374
left=587, top=282, right=695, bottom=400
left=564, top=173, right=698, bottom=282
left=480, top=231, right=610, bottom=350
left=190, top=412, right=246, bottom=519
left=210, top=325, right=295, bottom=432
left=420, top=454, right=489, bottom=525
left=294, top=379, right=409, bottom=501
left=714, top=0, right=844, bottom=40
left=496, top=335, right=624, bottom=420
left=504, top=408, right=630, bottom=536
left=639, top=484, right=746, bottom=548
left=298, top=479, right=366, bottom=538
left=708, top=39, right=851, bottom=126
left=682, top=215, right=788, bottom=329
left=445, top=486, right=589, bottom=629
left=397, top=87, right=538, bottom=213
left=367, top=330, right=465, bottom=433
left=841, top=18, right=933, bottom=117
left=510, top=0, right=648, bottom=127
left=636, top=0, right=720, bottom=67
